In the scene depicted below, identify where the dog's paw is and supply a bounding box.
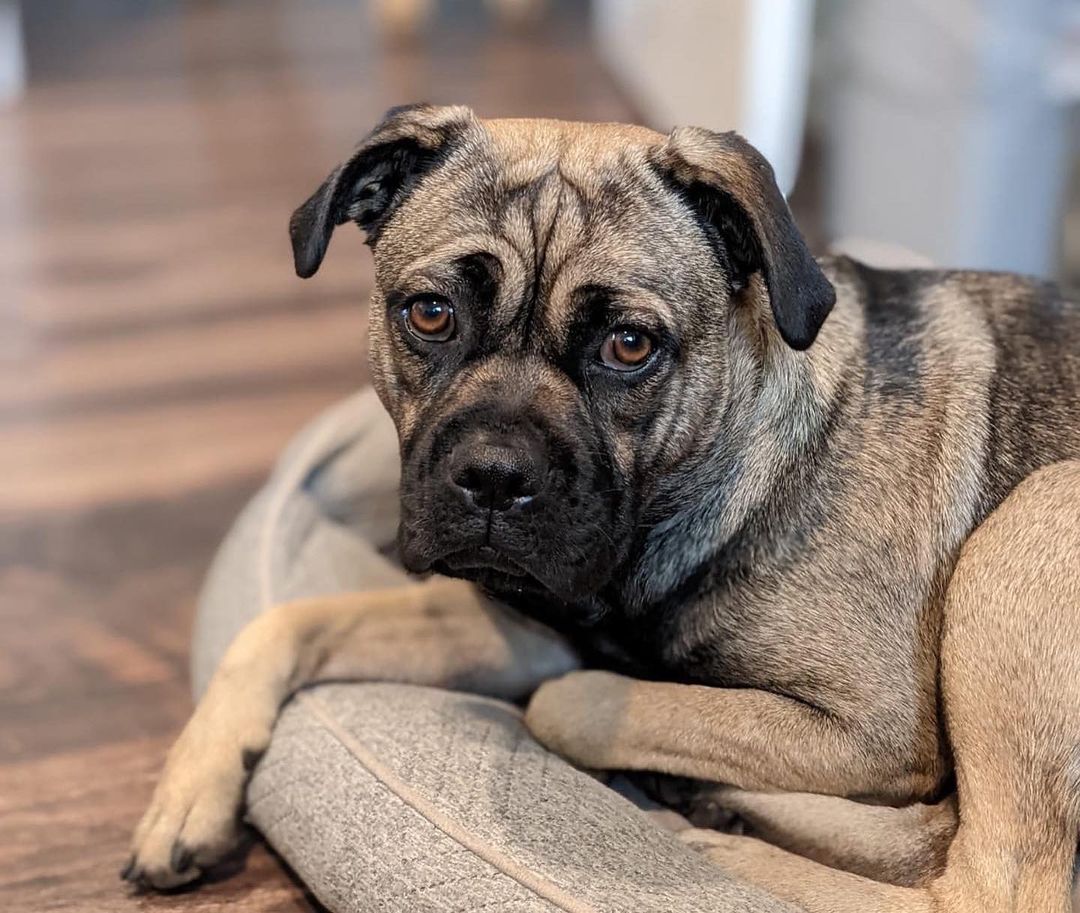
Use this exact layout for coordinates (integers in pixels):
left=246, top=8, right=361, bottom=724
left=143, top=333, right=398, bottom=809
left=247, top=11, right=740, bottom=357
left=123, top=716, right=266, bottom=891
left=682, top=788, right=750, bottom=833
left=524, top=670, right=631, bottom=769
left=628, top=774, right=748, bottom=832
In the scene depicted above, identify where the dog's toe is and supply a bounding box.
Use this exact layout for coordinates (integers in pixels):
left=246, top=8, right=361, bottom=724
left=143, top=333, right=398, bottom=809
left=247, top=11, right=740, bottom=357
left=118, top=855, right=136, bottom=882
left=125, top=746, right=249, bottom=892
left=169, top=842, right=195, bottom=876
left=126, top=808, right=240, bottom=891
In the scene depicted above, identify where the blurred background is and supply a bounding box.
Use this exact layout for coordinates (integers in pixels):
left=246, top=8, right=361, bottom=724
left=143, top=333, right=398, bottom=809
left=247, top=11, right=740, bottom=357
left=0, top=1, right=1077, bottom=910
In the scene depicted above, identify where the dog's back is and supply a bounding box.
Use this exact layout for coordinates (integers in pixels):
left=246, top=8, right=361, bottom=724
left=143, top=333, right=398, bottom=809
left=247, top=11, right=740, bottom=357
left=830, top=257, right=1080, bottom=513
left=972, top=271, right=1080, bottom=500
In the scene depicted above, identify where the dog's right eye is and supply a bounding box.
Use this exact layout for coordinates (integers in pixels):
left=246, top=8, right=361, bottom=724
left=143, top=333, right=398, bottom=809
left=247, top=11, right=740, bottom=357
left=599, top=328, right=655, bottom=371
left=404, top=296, right=456, bottom=342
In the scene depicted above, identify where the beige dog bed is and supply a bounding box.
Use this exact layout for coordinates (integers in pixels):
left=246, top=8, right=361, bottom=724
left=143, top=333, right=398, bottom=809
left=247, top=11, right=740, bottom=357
left=191, top=388, right=797, bottom=913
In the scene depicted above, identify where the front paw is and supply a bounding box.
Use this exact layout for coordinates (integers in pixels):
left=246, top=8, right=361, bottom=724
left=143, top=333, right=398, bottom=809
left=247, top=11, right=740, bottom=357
left=123, top=719, right=266, bottom=890
left=524, top=670, right=631, bottom=770
left=626, top=774, right=743, bottom=830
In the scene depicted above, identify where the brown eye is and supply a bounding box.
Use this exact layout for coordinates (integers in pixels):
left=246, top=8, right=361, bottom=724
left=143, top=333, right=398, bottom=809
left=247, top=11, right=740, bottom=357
left=600, top=328, right=654, bottom=370
left=406, top=296, right=455, bottom=341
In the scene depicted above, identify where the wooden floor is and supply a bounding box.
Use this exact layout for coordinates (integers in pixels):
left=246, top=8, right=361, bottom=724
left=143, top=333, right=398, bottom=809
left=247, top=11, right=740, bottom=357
left=0, top=2, right=636, bottom=909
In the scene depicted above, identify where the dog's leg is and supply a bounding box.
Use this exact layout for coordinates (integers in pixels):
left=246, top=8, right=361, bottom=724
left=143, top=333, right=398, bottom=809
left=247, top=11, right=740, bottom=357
left=679, top=828, right=932, bottom=913
left=927, top=460, right=1080, bottom=913
left=530, top=462, right=1080, bottom=912
left=125, top=577, right=576, bottom=889
left=525, top=668, right=929, bottom=801
left=679, top=785, right=956, bottom=887
left=679, top=794, right=1077, bottom=913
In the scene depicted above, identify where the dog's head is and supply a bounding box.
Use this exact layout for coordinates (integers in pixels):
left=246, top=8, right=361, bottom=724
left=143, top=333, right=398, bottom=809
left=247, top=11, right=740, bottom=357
left=290, top=104, right=833, bottom=607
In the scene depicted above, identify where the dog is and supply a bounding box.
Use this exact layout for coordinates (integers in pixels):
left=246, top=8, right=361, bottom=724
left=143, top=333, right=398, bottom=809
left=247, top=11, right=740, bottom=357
left=124, top=105, right=1080, bottom=911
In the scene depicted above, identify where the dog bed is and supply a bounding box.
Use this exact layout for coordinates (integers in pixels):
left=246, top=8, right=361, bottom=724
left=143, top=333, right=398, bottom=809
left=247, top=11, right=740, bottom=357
left=191, top=387, right=797, bottom=913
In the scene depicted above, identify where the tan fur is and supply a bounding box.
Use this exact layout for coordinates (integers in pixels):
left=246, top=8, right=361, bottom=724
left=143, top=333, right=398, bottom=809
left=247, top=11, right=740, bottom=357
left=527, top=462, right=1080, bottom=911
left=127, top=578, right=576, bottom=888
left=130, top=458, right=1080, bottom=906
left=682, top=788, right=958, bottom=887
left=701, top=462, right=1080, bottom=911
left=128, top=110, right=1080, bottom=910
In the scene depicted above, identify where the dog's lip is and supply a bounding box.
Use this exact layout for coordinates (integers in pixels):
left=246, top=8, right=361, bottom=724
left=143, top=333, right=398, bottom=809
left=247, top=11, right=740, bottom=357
left=428, top=545, right=588, bottom=604
left=439, top=545, right=528, bottom=576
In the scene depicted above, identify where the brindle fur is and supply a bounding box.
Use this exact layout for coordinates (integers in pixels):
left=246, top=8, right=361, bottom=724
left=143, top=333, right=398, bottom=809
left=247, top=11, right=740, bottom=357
left=127, top=106, right=1080, bottom=911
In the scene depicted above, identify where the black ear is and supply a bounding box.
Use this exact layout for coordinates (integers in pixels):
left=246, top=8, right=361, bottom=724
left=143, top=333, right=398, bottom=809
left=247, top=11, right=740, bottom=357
left=289, top=103, right=474, bottom=279
left=654, top=127, right=835, bottom=350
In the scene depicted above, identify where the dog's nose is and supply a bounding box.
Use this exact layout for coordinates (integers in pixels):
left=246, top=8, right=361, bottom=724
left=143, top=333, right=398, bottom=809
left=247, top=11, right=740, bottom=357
left=449, top=439, right=545, bottom=511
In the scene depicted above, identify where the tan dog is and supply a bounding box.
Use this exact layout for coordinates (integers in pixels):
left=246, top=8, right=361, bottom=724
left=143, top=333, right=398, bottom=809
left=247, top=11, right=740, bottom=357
left=125, top=106, right=1080, bottom=911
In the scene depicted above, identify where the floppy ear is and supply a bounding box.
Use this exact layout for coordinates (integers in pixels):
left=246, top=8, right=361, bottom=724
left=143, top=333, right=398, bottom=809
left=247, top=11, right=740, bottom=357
left=654, top=127, right=835, bottom=350
left=289, top=103, right=475, bottom=278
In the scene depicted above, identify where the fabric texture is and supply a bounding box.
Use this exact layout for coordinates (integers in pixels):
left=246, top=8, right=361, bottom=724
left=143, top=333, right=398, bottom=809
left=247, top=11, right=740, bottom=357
left=192, top=388, right=796, bottom=913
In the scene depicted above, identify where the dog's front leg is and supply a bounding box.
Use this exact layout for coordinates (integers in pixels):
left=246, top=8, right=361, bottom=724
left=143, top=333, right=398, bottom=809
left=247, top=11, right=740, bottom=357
left=125, top=577, right=576, bottom=890
left=525, top=671, right=927, bottom=802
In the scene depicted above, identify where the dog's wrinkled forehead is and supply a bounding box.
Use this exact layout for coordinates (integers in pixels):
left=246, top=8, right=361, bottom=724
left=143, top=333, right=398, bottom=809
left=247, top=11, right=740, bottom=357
left=290, top=103, right=834, bottom=351
left=370, top=116, right=715, bottom=342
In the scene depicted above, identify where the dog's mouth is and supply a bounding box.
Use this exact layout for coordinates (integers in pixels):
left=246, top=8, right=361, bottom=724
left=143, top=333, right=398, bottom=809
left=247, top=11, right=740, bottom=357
left=432, top=542, right=529, bottom=579
left=439, top=545, right=525, bottom=575
left=432, top=546, right=550, bottom=597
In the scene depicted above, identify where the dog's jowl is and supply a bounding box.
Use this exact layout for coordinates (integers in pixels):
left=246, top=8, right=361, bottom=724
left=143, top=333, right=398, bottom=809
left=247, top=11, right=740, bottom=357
left=128, top=105, right=1080, bottom=913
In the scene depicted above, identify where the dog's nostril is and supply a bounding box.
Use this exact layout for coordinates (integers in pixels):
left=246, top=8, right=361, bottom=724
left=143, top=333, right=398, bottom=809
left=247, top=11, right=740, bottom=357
left=450, top=443, right=542, bottom=511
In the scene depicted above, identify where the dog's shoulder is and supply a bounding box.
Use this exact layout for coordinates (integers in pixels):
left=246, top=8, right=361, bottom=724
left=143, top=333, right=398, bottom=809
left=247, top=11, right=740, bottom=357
left=820, top=253, right=1076, bottom=323
left=973, top=272, right=1080, bottom=498
left=818, top=253, right=1079, bottom=510
left=820, top=255, right=1079, bottom=384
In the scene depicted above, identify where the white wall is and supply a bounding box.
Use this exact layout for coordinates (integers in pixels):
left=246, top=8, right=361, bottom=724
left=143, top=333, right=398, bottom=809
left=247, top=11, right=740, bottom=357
left=592, top=0, right=815, bottom=194
left=0, top=1, right=25, bottom=105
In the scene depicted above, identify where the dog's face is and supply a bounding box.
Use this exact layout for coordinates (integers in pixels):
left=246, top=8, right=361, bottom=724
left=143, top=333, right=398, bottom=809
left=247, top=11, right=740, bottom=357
left=290, top=105, right=833, bottom=606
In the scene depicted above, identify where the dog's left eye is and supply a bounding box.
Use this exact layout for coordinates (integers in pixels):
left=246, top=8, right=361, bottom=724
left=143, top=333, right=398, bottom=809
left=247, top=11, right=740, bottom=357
left=405, top=296, right=455, bottom=341
left=599, top=328, right=654, bottom=371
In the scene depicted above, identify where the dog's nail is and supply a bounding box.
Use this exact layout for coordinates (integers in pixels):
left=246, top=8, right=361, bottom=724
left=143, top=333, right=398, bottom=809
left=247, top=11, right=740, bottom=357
left=170, top=843, right=194, bottom=874
left=119, top=855, right=136, bottom=881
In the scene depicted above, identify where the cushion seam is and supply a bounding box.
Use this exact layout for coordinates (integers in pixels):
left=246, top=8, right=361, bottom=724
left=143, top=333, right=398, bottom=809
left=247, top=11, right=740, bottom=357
left=299, top=690, right=601, bottom=913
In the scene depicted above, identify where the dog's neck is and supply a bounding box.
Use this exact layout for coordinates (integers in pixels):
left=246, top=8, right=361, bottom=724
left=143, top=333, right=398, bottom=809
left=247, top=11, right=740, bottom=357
left=615, top=287, right=860, bottom=618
